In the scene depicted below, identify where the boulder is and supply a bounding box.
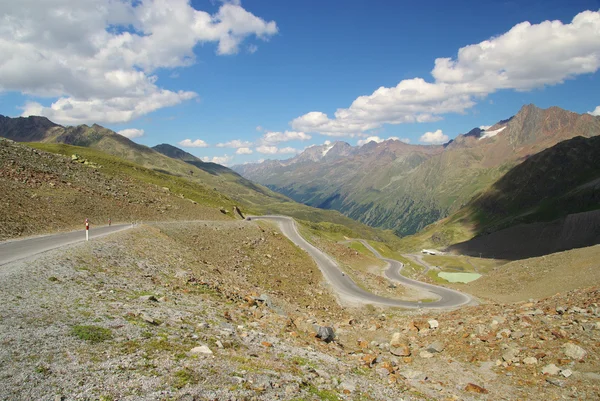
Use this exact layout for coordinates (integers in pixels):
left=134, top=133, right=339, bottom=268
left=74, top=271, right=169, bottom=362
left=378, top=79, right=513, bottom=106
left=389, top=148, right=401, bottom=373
left=563, top=343, right=587, bottom=360
left=190, top=345, right=213, bottom=355
left=426, top=341, right=445, bottom=353
left=542, top=364, right=560, bottom=376
left=315, top=326, right=335, bottom=343
left=390, top=343, right=411, bottom=357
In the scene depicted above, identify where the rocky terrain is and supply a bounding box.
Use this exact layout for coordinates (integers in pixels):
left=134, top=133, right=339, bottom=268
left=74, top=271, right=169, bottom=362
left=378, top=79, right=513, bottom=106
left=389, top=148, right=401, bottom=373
left=1, top=220, right=599, bottom=400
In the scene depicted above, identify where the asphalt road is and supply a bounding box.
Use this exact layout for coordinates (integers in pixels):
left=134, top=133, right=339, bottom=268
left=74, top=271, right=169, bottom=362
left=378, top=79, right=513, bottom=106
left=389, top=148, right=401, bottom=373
left=254, top=215, right=473, bottom=309
left=0, top=224, right=131, bottom=266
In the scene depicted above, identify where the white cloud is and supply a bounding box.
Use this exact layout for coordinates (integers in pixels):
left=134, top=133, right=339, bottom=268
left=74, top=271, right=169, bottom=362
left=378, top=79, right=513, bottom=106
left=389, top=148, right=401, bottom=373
left=256, top=126, right=264, bottom=132
left=202, top=155, right=233, bottom=166
left=357, top=136, right=384, bottom=146
left=419, top=129, right=449, bottom=144
left=179, top=138, right=209, bottom=148
left=479, top=125, right=492, bottom=130
left=261, top=130, right=311, bottom=143
left=117, top=128, right=145, bottom=139
left=278, top=147, right=299, bottom=154
left=256, top=145, right=299, bottom=154
left=247, top=44, right=258, bottom=54
left=236, top=147, right=253, bottom=154
left=216, top=139, right=253, bottom=148
left=2, top=0, right=277, bottom=124
left=589, top=106, right=600, bottom=116
left=357, top=136, right=409, bottom=146
left=291, top=10, right=600, bottom=136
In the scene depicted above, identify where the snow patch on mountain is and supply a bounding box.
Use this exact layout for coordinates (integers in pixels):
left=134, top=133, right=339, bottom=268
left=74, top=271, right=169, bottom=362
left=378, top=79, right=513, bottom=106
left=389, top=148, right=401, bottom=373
left=479, top=126, right=506, bottom=140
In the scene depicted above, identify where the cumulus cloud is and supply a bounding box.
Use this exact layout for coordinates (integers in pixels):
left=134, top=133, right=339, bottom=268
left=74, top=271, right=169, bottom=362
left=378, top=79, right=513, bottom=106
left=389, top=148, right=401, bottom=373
left=117, top=128, right=145, bottom=139
left=419, top=129, right=449, bottom=144
left=236, top=147, right=253, bottom=154
left=291, top=10, right=600, bottom=136
left=357, top=136, right=384, bottom=146
left=261, top=130, right=311, bottom=143
left=179, top=139, right=209, bottom=148
left=202, top=155, right=233, bottom=166
left=216, top=139, right=253, bottom=148
left=255, top=145, right=298, bottom=154
left=357, top=136, right=409, bottom=146
left=2, top=0, right=277, bottom=124
left=589, top=106, right=600, bottom=116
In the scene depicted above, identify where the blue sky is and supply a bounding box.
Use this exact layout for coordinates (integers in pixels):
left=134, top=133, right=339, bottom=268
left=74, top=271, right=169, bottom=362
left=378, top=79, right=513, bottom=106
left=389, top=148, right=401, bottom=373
left=1, top=0, right=599, bottom=165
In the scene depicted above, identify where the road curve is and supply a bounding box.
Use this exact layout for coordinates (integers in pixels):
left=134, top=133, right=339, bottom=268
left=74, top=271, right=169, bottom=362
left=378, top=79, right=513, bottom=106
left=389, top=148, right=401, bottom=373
left=253, top=215, right=473, bottom=309
left=0, top=224, right=132, bottom=266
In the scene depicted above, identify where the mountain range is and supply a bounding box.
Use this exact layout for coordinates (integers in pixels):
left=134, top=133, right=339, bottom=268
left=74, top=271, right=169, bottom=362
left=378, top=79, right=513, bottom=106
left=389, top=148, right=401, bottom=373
left=0, top=114, right=398, bottom=242
left=233, top=104, right=600, bottom=236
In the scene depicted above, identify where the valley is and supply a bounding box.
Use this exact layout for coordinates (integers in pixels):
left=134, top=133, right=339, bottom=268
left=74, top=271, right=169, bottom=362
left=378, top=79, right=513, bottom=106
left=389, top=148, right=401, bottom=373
left=1, top=106, right=599, bottom=400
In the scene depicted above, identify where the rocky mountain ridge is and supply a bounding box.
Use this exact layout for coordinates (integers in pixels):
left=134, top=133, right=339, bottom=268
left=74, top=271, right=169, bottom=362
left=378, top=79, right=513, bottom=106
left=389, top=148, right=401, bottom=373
left=234, top=104, right=600, bottom=236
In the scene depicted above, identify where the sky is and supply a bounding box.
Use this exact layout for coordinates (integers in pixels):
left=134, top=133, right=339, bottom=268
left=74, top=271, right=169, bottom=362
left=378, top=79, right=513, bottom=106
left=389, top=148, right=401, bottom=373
left=1, top=0, right=600, bottom=166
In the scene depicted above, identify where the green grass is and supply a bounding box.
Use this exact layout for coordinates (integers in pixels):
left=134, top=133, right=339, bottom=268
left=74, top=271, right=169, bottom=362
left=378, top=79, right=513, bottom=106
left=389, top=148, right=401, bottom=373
left=29, top=143, right=234, bottom=210
left=71, top=325, right=113, bottom=343
left=307, top=385, right=341, bottom=401
left=172, top=368, right=200, bottom=389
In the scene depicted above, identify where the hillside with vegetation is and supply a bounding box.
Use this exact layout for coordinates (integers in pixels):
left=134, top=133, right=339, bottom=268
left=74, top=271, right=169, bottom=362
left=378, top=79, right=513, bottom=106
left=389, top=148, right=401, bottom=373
left=235, top=105, right=600, bottom=236
left=0, top=116, right=400, bottom=243
left=400, top=135, right=600, bottom=259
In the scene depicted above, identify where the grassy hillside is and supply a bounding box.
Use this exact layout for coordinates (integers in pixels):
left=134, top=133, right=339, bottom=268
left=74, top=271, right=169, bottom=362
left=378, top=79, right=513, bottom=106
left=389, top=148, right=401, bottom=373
left=399, top=135, right=600, bottom=257
left=0, top=115, right=403, bottom=244
left=236, top=105, right=600, bottom=236
left=0, top=139, right=231, bottom=239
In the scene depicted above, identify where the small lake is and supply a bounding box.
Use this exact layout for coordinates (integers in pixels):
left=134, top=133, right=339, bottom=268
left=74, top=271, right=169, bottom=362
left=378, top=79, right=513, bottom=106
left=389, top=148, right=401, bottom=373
left=438, top=272, right=482, bottom=283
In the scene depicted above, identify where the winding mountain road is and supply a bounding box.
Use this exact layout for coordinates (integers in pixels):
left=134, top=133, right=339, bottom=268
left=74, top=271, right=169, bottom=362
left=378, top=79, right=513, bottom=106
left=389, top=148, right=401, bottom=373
left=0, top=224, right=131, bottom=266
left=254, top=215, right=474, bottom=309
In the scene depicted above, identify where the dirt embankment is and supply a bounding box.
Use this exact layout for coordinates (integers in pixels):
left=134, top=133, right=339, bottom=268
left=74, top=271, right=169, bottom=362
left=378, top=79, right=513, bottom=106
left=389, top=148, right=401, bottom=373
left=448, top=209, right=600, bottom=260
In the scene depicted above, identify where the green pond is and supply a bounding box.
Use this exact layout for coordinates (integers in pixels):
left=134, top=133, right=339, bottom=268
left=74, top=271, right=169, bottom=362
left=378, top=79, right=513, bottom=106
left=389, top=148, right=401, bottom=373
left=438, top=272, right=482, bottom=283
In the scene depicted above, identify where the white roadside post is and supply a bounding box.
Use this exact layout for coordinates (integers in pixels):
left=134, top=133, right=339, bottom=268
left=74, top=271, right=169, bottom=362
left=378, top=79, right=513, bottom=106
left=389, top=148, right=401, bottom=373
left=85, top=218, right=89, bottom=241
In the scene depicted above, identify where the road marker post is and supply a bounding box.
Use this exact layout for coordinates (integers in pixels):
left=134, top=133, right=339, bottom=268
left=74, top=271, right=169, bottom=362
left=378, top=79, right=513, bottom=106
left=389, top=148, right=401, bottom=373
left=85, top=218, right=89, bottom=241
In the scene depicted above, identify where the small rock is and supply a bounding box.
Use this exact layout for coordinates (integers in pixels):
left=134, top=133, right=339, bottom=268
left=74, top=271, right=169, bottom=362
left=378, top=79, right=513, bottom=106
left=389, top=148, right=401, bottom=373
left=556, top=306, right=567, bottom=315
left=502, top=348, right=520, bottom=363
left=510, top=331, right=524, bottom=340
left=523, top=357, right=538, bottom=365
left=428, top=319, right=439, bottom=329
left=390, top=343, right=411, bottom=357
left=542, top=364, right=560, bottom=376
left=376, top=367, right=390, bottom=378
left=497, top=328, right=511, bottom=339
left=315, top=326, right=335, bottom=343
left=400, top=370, right=424, bottom=380
left=139, top=295, right=158, bottom=302
left=546, top=378, right=565, bottom=387
left=465, top=383, right=488, bottom=394
left=426, top=341, right=445, bottom=353
left=419, top=350, right=434, bottom=359
left=560, top=369, right=573, bottom=378
left=140, top=312, right=158, bottom=325
left=190, top=345, right=213, bottom=355
left=492, top=315, right=506, bottom=324
left=563, top=343, right=587, bottom=360
left=256, top=294, right=273, bottom=308
left=216, top=340, right=224, bottom=348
